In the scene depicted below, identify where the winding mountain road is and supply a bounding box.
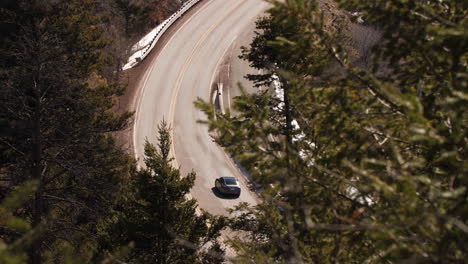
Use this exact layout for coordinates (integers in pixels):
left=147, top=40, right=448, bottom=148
left=133, top=0, right=268, bottom=215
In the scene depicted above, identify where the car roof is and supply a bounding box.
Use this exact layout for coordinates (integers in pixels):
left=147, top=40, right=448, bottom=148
left=221, top=176, right=237, bottom=180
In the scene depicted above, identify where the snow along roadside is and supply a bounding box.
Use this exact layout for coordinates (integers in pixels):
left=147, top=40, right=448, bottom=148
left=271, top=74, right=374, bottom=205
left=123, top=0, right=203, bottom=71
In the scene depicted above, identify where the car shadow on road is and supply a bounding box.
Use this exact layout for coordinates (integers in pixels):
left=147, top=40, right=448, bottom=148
left=211, top=187, right=239, bottom=199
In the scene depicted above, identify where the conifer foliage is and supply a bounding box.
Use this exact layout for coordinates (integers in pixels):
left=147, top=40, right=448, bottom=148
left=197, top=0, right=467, bottom=263
left=1, top=1, right=224, bottom=263
left=1, top=0, right=226, bottom=263
left=0, top=0, right=133, bottom=263
left=104, top=121, right=226, bottom=264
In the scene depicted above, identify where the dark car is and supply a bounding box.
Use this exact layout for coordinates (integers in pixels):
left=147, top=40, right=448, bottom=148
left=215, top=177, right=241, bottom=197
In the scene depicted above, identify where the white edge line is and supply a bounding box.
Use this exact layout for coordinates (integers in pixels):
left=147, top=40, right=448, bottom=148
left=133, top=1, right=212, bottom=168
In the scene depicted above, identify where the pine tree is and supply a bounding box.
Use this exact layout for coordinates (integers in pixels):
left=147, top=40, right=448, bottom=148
left=0, top=1, right=134, bottom=263
left=114, top=0, right=151, bottom=38
left=102, top=121, right=226, bottom=264
left=0, top=181, right=37, bottom=264
left=196, top=0, right=467, bottom=263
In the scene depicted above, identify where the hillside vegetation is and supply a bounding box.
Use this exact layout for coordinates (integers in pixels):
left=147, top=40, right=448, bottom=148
left=0, top=1, right=222, bottom=263
left=196, top=0, right=467, bottom=263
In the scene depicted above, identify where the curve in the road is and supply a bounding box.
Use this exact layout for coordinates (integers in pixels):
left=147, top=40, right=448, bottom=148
left=168, top=0, right=248, bottom=161
left=134, top=0, right=268, bottom=215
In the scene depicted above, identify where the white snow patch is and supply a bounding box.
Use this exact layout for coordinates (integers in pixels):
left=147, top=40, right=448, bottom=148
left=347, top=185, right=375, bottom=205
left=351, top=12, right=365, bottom=24
left=272, top=74, right=375, bottom=205
left=122, top=20, right=168, bottom=71
left=122, top=0, right=202, bottom=71
left=272, top=75, right=310, bottom=142
left=272, top=74, right=285, bottom=112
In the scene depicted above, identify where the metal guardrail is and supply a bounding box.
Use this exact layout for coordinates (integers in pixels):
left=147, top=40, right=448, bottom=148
left=136, top=0, right=203, bottom=64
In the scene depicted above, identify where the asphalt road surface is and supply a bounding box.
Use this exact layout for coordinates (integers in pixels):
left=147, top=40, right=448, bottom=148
left=133, top=0, right=269, bottom=215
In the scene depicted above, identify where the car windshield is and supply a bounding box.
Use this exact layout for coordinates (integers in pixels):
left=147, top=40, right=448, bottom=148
left=224, top=178, right=237, bottom=185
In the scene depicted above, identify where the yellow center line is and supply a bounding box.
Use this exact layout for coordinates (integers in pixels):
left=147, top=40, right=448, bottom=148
left=168, top=0, right=247, bottom=167
left=167, top=1, right=250, bottom=257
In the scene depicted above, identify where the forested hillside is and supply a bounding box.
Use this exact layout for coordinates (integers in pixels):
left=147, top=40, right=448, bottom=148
left=0, top=0, right=222, bottom=263
left=197, top=0, right=467, bottom=263
left=1, top=0, right=466, bottom=263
